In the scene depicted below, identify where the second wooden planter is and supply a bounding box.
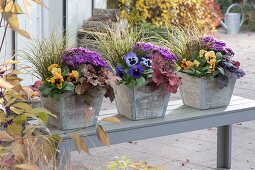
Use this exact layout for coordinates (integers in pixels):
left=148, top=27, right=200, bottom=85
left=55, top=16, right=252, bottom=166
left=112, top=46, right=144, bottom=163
left=115, top=84, right=170, bottom=120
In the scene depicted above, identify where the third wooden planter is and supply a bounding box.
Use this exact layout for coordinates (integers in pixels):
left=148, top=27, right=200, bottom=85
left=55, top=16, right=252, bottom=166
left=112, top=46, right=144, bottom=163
left=179, top=72, right=236, bottom=110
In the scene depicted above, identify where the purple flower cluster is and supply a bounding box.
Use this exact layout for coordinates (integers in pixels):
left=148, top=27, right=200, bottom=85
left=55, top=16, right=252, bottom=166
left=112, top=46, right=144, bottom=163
left=62, top=47, right=108, bottom=69
left=133, top=42, right=178, bottom=62
left=201, top=36, right=235, bottom=56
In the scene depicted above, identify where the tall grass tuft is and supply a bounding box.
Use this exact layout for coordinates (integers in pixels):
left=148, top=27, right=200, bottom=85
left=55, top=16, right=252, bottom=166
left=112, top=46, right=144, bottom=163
left=19, top=34, right=70, bottom=81
left=86, top=24, right=148, bottom=69
left=161, top=26, right=204, bottom=60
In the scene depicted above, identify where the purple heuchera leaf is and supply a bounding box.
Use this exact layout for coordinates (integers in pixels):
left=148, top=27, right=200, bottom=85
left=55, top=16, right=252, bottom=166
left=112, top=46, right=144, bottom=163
left=62, top=47, right=108, bottom=69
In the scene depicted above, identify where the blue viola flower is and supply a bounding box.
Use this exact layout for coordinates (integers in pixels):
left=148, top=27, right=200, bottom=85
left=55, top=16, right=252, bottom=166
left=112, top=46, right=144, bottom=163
left=128, top=64, right=144, bottom=79
left=116, top=65, right=125, bottom=78
left=124, top=52, right=139, bottom=67
left=140, top=57, right=152, bottom=67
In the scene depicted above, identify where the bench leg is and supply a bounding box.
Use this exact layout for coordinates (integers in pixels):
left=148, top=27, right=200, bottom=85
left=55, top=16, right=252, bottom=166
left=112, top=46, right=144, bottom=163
left=217, top=125, right=232, bottom=169
left=57, top=141, right=71, bottom=170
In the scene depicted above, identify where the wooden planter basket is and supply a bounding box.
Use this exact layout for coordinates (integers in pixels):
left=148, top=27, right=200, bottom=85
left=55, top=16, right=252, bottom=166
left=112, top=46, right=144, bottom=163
left=115, top=84, right=170, bottom=120
left=41, top=91, right=103, bottom=130
left=179, top=72, right=236, bottom=110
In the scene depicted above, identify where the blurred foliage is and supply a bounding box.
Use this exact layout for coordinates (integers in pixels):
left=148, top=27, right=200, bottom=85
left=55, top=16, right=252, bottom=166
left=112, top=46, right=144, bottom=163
left=107, top=0, right=120, bottom=9
left=118, top=0, right=223, bottom=33
left=107, top=156, right=165, bottom=170
left=242, top=2, right=255, bottom=31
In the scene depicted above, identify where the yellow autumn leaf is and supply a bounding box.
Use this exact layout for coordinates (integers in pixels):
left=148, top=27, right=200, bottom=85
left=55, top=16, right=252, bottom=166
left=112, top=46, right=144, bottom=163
left=11, top=70, right=25, bottom=74
left=0, top=65, right=12, bottom=73
left=2, top=12, right=19, bottom=30
left=102, top=116, right=121, bottom=124
left=5, top=1, right=23, bottom=14
left=84, top=107, right=95, bottom=124
left=12, top=102, right=32, bottom=112
left=0, top=78, right=14, bottom=89
left=0, top=131, right=14, bottom=142
left=17, top=29, right=31, bottom=39
left=10, top=106, right=24, bottom=114
left=4, top=97, right=17, bottom=107
left=5, top=60, right=19, bottom=64
left=70, top=132, right=90, bottom=154
left=96, top=125, right=110, bottom=147
left=15, top=164, right=39, bottom=170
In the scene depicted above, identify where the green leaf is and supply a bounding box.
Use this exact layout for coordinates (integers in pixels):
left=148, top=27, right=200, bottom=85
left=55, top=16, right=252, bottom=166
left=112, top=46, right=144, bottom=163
left=136, top=77, right=146, bottom=86
left=62, top=67, right=70, bottom=77
left=128, top=79, right=137, bottom=87
left=218, top=67, right=226, bottom=75
left=37, top=112, right=49, bottom=123
left=63, top=82, right=75, bottom=92
left=42, top=87, right=51, bottom=96
left=13, top=115, right=27, bottom=125
left=216, top=52, right=222, bottom=60
left=143, top=68, right=153, bottom=75
left=50, top=93, right=61, bottom=101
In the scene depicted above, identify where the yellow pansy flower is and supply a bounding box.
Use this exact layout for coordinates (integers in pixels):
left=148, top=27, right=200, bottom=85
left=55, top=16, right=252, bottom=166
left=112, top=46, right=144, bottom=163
left=48, top=64, right=59, bottom=72
left=50, top=72, right=64, bottom=89
left=205, top=51, right=216, bottom=63
left=51, top=67, right=61, bottom=75
left=67, top=70, right=79, bottom=83
left=193, top=60, right=200, bottom=67
left=199, top=50, right=207, bottom=57
left=209, top=59, right=216, bottom=73
left=181, top=59, right=194, bottom=70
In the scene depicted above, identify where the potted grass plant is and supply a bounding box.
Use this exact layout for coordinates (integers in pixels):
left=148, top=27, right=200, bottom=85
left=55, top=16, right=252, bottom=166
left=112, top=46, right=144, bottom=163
left=94, top=27, right=181, bottom=120
left=177, top=35, right=245, bottom=109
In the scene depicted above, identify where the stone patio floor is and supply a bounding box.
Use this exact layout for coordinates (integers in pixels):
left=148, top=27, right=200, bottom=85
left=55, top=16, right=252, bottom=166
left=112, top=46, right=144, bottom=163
left=72, top=32, right=255, bottom=170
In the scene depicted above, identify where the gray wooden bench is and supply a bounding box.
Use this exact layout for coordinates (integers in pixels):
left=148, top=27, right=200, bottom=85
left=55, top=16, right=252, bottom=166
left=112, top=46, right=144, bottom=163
left=50, top=96, right=255, bottom=169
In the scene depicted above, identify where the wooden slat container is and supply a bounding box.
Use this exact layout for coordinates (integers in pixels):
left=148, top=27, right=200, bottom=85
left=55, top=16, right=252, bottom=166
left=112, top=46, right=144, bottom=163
left=41, top=91, right=103, bottom=130
left=179, top=73, right=236, bottom=110
left=115, top=84, right=170, bottom=120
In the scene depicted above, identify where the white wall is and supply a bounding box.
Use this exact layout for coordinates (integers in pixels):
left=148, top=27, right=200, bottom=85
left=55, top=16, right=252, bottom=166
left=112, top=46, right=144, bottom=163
left=16, top=0, right=44, bottom=86
left=66, top=0, right=92, bottom=45
left=94, top=0, right=107, bottom=9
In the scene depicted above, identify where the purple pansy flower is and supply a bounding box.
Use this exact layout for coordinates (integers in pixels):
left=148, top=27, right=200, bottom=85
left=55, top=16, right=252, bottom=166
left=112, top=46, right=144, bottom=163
left=140, top=57, right=152, bottom=67
left=128, top=65, right=144, bottom=78
left=124, top=52, right=139, bottom=67
left=116, top=65, right=125, bottom=78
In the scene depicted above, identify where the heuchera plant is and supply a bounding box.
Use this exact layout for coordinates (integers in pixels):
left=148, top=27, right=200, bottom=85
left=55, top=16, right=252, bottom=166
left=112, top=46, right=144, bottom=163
left=39, top=47, right=116, bottom=102
left=179, top=36, right=245, bottom=88
left=116, top=42, right=181, bottom=93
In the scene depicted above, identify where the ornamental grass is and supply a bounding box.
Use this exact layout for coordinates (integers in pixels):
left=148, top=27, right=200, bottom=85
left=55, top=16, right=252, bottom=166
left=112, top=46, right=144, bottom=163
left=19, top=33, right=70, bottom=81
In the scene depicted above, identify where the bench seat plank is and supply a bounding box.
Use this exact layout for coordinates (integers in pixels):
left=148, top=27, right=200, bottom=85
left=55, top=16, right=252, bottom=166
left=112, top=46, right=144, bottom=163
left=49, top=96, right=255, bottom=149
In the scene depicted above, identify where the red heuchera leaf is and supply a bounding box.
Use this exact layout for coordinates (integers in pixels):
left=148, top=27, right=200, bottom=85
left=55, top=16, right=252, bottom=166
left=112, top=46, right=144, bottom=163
left=151, top=55, right=181, bottom=94
left=152, top=70, right=165, bottom=86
